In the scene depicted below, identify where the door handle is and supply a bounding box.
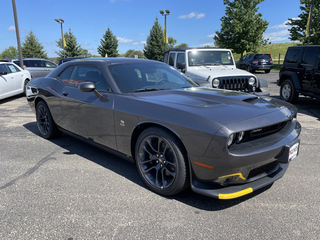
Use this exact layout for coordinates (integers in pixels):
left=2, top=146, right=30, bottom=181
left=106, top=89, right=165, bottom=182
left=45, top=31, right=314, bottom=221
left=62, top=91, right=69, bottom=96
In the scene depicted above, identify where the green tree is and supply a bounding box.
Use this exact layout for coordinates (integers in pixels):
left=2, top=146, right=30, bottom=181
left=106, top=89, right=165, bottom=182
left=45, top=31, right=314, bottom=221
left=124, top=49, right=145, bottom=58
left=144, top=17, right=165, bottom=61
left=56, top=28, right=91, bottom=58
left=214, top=0, right=269, bottom=57
left=0, top=46, right=19, bottom=58
left=175, top=43, right=189, bottom=48
left=167, top=36, right=177, bottom=49
left=287, top=0, right=320, bottom=44
left=97, top=28, right=119, bottom=57
left=22, top=30, right=48, bottom=58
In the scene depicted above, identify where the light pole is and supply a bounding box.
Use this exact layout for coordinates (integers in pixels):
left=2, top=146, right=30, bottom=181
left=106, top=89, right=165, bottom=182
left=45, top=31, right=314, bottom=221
left=12, top=0, right=23, bottom=68
left=159, top=9, right=170, bottom=49
left=54, top=18, right=65, bottom=58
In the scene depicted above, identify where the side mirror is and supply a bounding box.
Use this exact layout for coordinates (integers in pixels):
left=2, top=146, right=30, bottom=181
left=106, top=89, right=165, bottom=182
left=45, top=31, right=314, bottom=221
left=79, top=82, right=96, bottom=92
left=0, top=71, right=8, bottom=76
left=177, top=62, right=185, bottom=70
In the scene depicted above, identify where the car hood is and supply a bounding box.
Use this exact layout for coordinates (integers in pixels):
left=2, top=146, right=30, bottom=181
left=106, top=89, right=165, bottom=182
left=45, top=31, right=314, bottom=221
left=186, top=65, right=255, bottom=81
left=132, top=87, right=296, bottom=132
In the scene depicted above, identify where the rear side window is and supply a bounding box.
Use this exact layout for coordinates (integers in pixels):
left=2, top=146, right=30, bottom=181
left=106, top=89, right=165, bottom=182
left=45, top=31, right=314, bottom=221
left=301, top=49, right=318, bottom=66
left=284, top=49, right=300, bottom=63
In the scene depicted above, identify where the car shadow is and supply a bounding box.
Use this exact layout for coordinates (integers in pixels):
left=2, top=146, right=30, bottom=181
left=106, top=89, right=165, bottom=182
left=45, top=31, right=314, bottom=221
left=23, top=121, right=273, bottom=211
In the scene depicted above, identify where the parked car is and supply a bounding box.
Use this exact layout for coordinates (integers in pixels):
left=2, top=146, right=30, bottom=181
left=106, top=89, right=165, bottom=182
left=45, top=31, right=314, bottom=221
left=26, top=58, right=301, bottom=199
left=164, top=47, right=269, bottom=96
left=9, top=58, right=57, bottom=78
left=277, top=45, right=320, bottom=103
left=0, top=60, right=31, bottom=100
left=237, top=53, right=273, bottom=73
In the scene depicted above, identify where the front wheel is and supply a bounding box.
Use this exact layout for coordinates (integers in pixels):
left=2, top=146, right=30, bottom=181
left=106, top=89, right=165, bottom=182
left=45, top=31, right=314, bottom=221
left=135, top=127, right=189, bottom=196
left=280, top=79, right=299, bottom=103
left=36, top=101, right=60, bottom=139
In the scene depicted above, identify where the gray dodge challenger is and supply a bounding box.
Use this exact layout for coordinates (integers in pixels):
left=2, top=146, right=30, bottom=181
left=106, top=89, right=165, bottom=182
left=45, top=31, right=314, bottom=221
left=26, top=58, right=301, bottom=199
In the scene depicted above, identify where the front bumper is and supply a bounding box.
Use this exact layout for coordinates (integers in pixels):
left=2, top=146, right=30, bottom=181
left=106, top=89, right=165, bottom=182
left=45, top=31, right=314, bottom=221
left=191, top=138, right=300, bottom=199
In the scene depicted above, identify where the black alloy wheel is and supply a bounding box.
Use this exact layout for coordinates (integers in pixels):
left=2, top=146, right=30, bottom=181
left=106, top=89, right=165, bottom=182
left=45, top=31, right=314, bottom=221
left=135, top=127, right=189, bottom=196
left=36, top=101, right=60, bottom=139
left=280, top=79, right=299, bottom=103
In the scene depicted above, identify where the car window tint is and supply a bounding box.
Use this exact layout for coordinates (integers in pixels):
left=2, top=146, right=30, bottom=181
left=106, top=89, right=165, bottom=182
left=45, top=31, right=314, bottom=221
left=29, top=60, right=45, bottom=67
left=284, top=49, right=300, bottom=63
left=169, top=53, right=176, bottom=66
left=109, top=62, right=194, bottom=93
left=58, top=66, right=75, bottom=80
left=63, top=65, right=109, bottom=91
left=177, top=53, right=185, bottom=65
left=301, top=49, right=318, bottom=66
left=0, top=64, right=8, bottom=73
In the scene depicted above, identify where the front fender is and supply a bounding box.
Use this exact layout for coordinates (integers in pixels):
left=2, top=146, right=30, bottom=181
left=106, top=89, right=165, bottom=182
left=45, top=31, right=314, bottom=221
left=278, top=71, right=301, bottom=90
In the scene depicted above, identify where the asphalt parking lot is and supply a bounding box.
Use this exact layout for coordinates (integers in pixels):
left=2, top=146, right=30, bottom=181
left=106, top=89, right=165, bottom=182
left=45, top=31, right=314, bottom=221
left=1, top=72, right=319, bottom=239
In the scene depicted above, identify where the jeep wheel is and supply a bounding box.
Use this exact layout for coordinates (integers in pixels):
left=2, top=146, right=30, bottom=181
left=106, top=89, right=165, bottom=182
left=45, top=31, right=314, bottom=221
left=265, top=70, right=270, bottom=73
left=280, top=80, right=298, bottom=103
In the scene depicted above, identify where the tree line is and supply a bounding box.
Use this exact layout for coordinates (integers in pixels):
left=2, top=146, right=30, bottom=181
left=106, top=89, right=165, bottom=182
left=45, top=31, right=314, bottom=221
left=1, top=0, right=319, bottom=61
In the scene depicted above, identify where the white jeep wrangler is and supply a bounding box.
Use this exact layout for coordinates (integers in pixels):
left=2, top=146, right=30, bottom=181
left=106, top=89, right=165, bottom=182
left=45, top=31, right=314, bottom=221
left=164, top=47, right=269, bottom=95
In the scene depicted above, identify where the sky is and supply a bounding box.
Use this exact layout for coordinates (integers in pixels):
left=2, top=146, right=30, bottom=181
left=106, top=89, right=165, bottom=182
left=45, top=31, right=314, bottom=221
left=1, top=0, right=302, bottom=57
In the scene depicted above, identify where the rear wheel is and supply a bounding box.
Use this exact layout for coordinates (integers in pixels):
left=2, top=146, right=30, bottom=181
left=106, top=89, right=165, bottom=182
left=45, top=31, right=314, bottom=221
left=36, top=101, right=60, bottom=139
left=135, top=127, right=189, bottom=196
left=280, top=79, right=298, bottom=103
left=265, top=70, right=270, bottom=73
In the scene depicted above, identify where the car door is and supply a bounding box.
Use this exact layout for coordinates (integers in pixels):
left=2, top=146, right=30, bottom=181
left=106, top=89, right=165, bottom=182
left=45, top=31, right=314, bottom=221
left=0, top=64, right=22, bottom=99
left=43, top=60, right=57, bottom=75
left=300, top=48, right=318, bottom=92
left=58, top=64, right=117, bottom=149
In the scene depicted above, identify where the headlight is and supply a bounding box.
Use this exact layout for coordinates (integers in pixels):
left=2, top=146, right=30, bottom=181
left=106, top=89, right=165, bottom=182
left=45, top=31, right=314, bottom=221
left=227, top=134, right=235, bottom=147
left=248, top=77, right=256, bottom=86
left=212, top=78, right=220, bottom=88
left=237, top=131, right=245, bottom=142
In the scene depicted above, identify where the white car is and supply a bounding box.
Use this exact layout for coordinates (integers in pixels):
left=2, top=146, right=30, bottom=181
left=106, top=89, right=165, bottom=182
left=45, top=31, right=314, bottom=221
left=0, top=60, right=32, bottom=100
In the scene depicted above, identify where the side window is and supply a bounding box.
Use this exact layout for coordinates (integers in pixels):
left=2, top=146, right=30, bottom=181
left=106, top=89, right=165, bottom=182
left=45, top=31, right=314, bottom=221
left=301, top=49, right=317, bottom=66
left=44, top=60, right=57, bottom=68
left=58, top=66, right=75, bottom=80
left=169, top=53, right=176, bottom=66
left=177, top=53, right=185, bottom=65
left=70, top=65, right=109, bottom=91
left=29, top=60, right=45, bottom=67
left=7, top=64, right=20, bottom=73
left=0, top=64, right=8, bottom=73
left=284, top=49, right=300, bottom=63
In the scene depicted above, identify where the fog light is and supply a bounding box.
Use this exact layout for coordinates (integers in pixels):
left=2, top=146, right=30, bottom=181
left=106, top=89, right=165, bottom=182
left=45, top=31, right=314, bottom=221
left=212, top=78, right=220, bottom=88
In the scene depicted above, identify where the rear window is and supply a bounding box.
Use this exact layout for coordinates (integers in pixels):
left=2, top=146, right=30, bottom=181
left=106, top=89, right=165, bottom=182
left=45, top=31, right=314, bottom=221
left=254, top=54, right=271, bottom=59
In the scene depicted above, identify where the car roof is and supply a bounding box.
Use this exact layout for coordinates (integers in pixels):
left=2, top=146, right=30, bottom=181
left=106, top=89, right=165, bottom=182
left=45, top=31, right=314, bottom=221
left=288, top=45, right=320, bottom=49
left=164, top=47, right=220, bottom=53
left=63, top=57, right=161, bottom=65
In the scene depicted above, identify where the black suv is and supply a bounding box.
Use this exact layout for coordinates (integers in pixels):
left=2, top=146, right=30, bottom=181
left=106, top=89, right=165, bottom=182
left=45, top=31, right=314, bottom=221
left=237, top=53, right=273, bottom=73
left=277, top=45, right=320, bottom=103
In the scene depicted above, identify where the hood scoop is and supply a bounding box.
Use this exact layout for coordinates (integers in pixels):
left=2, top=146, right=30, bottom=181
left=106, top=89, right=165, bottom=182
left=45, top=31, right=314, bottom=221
left=242, top=96, right=259, bottom=103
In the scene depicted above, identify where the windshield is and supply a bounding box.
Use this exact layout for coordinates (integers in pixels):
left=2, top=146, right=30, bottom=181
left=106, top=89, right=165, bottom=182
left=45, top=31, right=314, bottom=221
left=109, top=62, right=198, bottom=93
left=187, top=50, right=234, bottom=66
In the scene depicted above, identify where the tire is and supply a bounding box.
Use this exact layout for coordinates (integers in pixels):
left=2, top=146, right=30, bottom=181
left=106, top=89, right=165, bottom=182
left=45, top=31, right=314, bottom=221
left=280, top=79, right=299, bottom=103
left=36, top=101, right=60, bottom=139
left=135, top=127, right=189, bottom=196
left=265, top=70, right=270, bottom=73
left=23, top=79, right=30, bottom=96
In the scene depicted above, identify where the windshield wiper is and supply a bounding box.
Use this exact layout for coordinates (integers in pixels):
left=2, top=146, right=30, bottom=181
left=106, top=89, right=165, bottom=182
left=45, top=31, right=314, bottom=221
left=130, top=88, right=164, bottom=93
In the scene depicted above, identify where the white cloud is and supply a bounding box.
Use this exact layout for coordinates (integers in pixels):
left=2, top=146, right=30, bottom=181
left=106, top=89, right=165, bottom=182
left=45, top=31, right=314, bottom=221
left=264, top=29, right=290, bottom=42
left=8, top=26, right=15, bottom=31
left=179, top=12, right=205, bottom=19
left=117, top=37, right=134, bottom=43
left=206, top=33, right=215, bottom=38
left=199, top=42, right=215, bottom=47
left=132, top=41, right=146, bottom=45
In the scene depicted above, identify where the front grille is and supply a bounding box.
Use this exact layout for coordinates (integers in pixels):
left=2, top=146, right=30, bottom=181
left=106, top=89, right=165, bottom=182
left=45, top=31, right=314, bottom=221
left=246, top=121, right=288, bottom=141
left=247, top=161, right=279, bottom=179
left=218, top=77, right=253, bottom=92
